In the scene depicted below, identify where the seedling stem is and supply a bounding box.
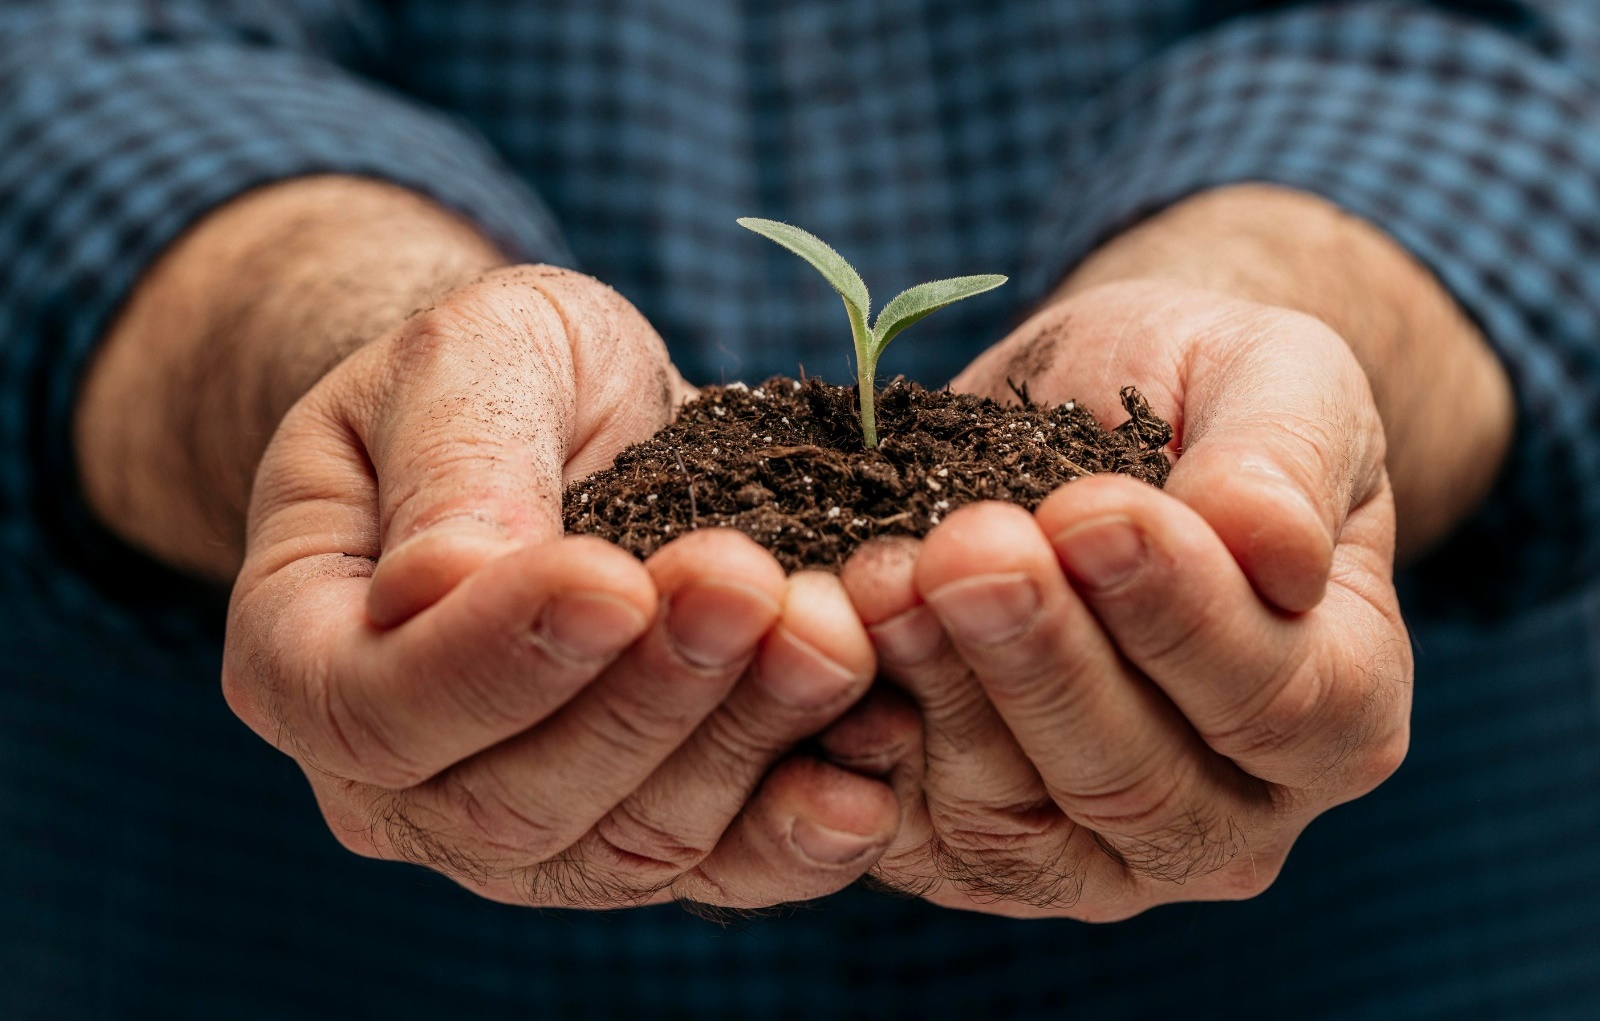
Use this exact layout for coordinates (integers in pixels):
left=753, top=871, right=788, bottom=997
left=738, top=217, right=1006, bottom=447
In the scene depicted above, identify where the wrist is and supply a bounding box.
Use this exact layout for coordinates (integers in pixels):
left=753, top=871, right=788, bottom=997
left=73, top=176, right=505, bottom=581
left=1058, top=184, right=1514, bottom=559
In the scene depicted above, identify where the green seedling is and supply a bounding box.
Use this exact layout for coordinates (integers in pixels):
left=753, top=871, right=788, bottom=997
left=737, top=217, right=1006, bottom=448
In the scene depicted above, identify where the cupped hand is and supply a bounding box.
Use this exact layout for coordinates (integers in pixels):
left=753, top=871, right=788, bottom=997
left=224, top=267, right=899, bottom=909
left=826, top=281, right=1412, bottom=919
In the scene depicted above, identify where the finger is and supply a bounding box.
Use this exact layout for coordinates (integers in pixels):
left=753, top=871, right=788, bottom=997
left=1041, top=473, right=1411, bottom=791
left=671, top=756, right=899, bottom=909
left=840, top=539, right=1078, bottom=903
left=389, top=530, right=789, bottom=870
left=358, top=268, right=683, bottom=627
left=1164, top=306, right=1386, bottom=613
left=816, top=682, right=924, bottom=783
left=355, top=279, right=578, bottom=626
left=225, top=534, right=655, bottom=789
left=843, top=539, right=1044, bottom=808
left=569, top=570, right=877, bottom=894
left=916, top=501, right=1269, bottom=888
left=815, top=683, right=932, bottom=875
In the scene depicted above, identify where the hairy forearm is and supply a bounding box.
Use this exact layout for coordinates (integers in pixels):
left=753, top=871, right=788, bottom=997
left=1060, top=184, right=1515, bottom=560
left=73, top=176, right=506, bottom=582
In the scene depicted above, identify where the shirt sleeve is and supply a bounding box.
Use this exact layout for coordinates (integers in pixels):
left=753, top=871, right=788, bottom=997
left=0, top=2, right=572, bottom=606
left=1017, top=2, right=1600, bottom=618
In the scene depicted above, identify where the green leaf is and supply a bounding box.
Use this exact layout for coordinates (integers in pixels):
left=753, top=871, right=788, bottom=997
left=870, top=275, right=1007, bottom=357
left=737, top=217, right=870, bottom=315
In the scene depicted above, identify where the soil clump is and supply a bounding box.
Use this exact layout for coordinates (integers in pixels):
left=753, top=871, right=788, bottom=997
left=563, top=376, right=1172, bottom=572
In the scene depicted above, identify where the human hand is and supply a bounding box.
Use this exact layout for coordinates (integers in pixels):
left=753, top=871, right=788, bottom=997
left=825, top=280, right=1412, bottom=919
left=224, top=266, right=900, bottom=909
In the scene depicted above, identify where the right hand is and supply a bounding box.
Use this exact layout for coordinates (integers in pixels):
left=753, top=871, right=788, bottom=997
left=224, top=266, right=905, bottom=909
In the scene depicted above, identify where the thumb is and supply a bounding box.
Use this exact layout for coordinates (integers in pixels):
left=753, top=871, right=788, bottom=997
left=1165, top=307, right=1388, bottom=613
left=361, top=268, right=675, bottom=627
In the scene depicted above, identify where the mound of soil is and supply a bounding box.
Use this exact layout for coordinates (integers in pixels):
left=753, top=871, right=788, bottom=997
left=563, top=376, right=1171, bottom=572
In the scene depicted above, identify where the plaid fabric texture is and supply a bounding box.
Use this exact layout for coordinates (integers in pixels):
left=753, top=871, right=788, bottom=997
left=1, top=0, right=1598, bottom=1016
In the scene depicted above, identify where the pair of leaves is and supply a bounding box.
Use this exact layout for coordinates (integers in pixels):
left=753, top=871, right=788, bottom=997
left=736, top=217, right=1006, bottom=366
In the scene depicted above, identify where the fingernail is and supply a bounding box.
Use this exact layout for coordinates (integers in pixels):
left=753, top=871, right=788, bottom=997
left=536, top=591, right=648, bottom=662
left=925, top=572, right=1039, bottom=646
left=868, top=605, right=946, bottom=667
left=1051, top=515, right=1145, bottom=591
left=790, top=818, right=881, bottom=865
left=667, top=579, right=781, bottom=669
left=756, top=626, right=863, bottom=708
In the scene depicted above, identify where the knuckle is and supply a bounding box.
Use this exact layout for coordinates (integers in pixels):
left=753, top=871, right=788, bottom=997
left=231, top=634, right=307, bottom=754
left=934, top=839, right=1087, bottom=911
left=397, top=268, right=583, bottom=354
left=1121, top=598, right=1212, bottom=674
left=308, top=669, right=432, bottom=790
left=316, top=791, right=386, bottom=861
left=972, top=648, right=1059, bottom=700
left=869, top=845, right=945, bottom=900
left=452, top=265, right=649, bottom=373
left=517, top=855, right=662, bottom=910
left=1205, top=648, right=1328, bottom=768
left=918, top=700, right=1002, bottom=767
left=381, top=309, right=516, bottom=395
left=1067, top=762, right=1190, bottom=838
left=1048, top=742, right=1174, bottom=826
left=435, top=766, right=564, bottom=861
left=327, top=824, right=383, bottom=861
left=823, top=721, right=919, bottom=777
left=382, top=436, right=523, bottom=520
left=435, top=659, right=539, bottom=736
left=570, top=687, right=688, bottom=764
left=1316, top=643, right=1412, bottom=792
left=1206, top=851, right=1287, bottom=901
left=970, top=641, right=1086, bottom=712
left=1275, top=408, right=1346, bottom=479
left=1090, top=803, right=1242, bottom=886
left=1060, top=759, right=1252, bottom=886
left=568, top=705, right=652, bottom=763
left=591, top=799, right=710, bottom=877
left=701, top=698, right=786, bottom=763
left=1073, top=899, right=1155, bottom=924
left=218, top=657, right=263, bottom=732
left=902, top=664, right=988, bottom=728
left=1211, top=631, right=1413, bottom=790
left=1349, top=725, right=1410, bottom=797
left=931, top=798, right=1060, bottom=853
left=928, top=802, right=1086, bottom=909
left=670, top=863, right=749, bottom=912
left=368, top=793, right=501, bottom=884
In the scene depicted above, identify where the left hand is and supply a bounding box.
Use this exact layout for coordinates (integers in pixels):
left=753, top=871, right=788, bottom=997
left=823, top=280, right=1413, bottom=919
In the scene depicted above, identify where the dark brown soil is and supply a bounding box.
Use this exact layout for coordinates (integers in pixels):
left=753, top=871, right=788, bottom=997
left=563, top=376, right=1171, bottom=571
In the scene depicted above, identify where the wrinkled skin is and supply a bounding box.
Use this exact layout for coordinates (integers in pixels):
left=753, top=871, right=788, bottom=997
left=225, top=267, right=907, bottom=910
left=823, top=281, right=1412, bottom=919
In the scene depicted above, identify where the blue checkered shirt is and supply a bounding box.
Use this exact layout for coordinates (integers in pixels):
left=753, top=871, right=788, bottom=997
left=2, top=1, right=1598, bottom=1017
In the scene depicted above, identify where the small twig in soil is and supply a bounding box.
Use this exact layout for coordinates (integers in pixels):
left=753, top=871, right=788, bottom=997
left=673, top=447, right=699, bottom=525
left=761, top=444, right=829, bottom=459
left=1056, top=454, right=1092, bottom=477
left=1006, top=377, right=1033, bottom=406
